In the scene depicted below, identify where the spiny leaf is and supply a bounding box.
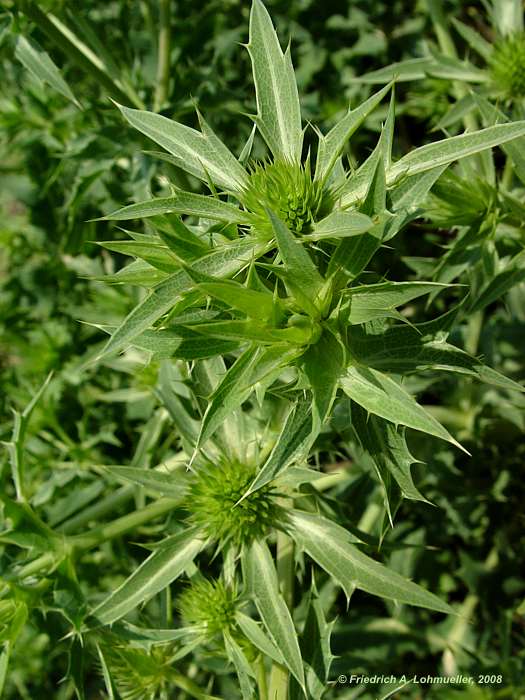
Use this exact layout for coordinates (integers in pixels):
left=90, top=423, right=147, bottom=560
left=268, top=209, right=324, bottom=313
left=116, top=103, right=248, bottom=193
left=223, top=632, right=256, bottom=700
left=235, top=612, right=284, bottom=664
left=306, top=211, right=373, bottom=241
left=315, top=83, right=391, bottom=183
left=244, top=400, right=313, bottom=497
left=302, top=329, right=345, bottom=430
left=340, top=365, right=467, bottom=452
left=102, top=466, right=188, bottom=499
left=198, top=280, right=278, bottom=321
left=15, top=35, right=80, bottom=107
left=89, top=530, right=204, bottom=626
left=244, top=539, right=305, bottom=689
left=345, top=281, right=452, bottom=324
left=248, top=0, right=303, bottom=161
left=350, top=404, right=429, bottom=505
left=289, top=510, right=453, bottom=613
left=101, top=192, right=251, bottom=224
left=389, top=121, right=525, bottom=181
left=95, top=240, right=268, bottom=363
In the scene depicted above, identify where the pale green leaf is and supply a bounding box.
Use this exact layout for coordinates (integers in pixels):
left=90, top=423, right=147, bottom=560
left=15, top=35, right=79, bottom=106
left=95, top=240, right=268, bottom=363
left=103, top=466, right=188, bottom=499
left=302, top=329, right=345, bottom=429
left=244, top=539, right=305, bottom=689
left=197, top=346, right=259, bottom=448
left=198, top=280, right=277, bottom=321
left=389, top=165, right=447, bottom=212
left=101, top=259, right=168, bottom=287
left=244, top=401, right=312, bottom=497
left=289, top=510, right=453, bottom=613
left=492, top=0, right=523, bottom=35
left=340, top=365, right=467, bottom=451
left=235, top=612, right=284, bottom=664
left=350, top=404, right=428, bottom=504
left=346, top=281, right=450, bottom=324
left=470, top=250, right=525, bottom=313
left=427, top=54, right=489, bottom=83
left=96, top=239, right=179, bottom=273
left=450, top=18, right=492, bottom=61
left=268, top=210, right=324, bottom=313
left=315, top=84, right=390, bottom=183
left=299, top=583, right=335, bottom=700
left=90, top=530, right=204, bottom=626
left=198, top=345, right=301, bottom=447
left=389, top=121, right=525, bottom=181
left=102, top=192, right=251, bottom=224
left=116, top=104, right=248, bottom=193
left=306, top=211, right=373, bottom=241
left=223, top=632, right=256, bottom=700
left=248, top=0, right=303, bottom=161
left=352, top=58, right=436, bottom=84
left=134, top=327, right=239, bottom=361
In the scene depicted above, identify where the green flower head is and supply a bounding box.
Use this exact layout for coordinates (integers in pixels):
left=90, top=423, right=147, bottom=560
left=177, top=578, right=238, bottom=638
left=243, top=158, right=332, bottom=236
left=489, top=33, right=525, bottom=99
left=187, top=460, right=283, bottom=547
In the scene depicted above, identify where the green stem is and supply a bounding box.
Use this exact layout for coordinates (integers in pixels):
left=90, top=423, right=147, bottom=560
left=154, top=0, right=172, bottom=111
left=256, top=655, right=269, bottom=700
left=71, top=497, right=180, bottom=550
left=15, top=498, right=180, bottom=580
left=268, top=528, right=295, bottom=700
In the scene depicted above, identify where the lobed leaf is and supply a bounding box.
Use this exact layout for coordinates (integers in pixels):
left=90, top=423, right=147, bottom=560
left=340, top=365, right=467, bottom=452
left=289, top=510, right=453, bottom=613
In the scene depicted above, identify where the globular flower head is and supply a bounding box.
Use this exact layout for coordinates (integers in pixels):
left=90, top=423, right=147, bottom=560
left=177, top=578, right=238, bottom=639
left=100, top=645, right=173, bottom=700
left=489, top=33, right=525, bottom=99
left=242, top=159, right=332, bottom=235
left=187, top=459, right=283, bottom=546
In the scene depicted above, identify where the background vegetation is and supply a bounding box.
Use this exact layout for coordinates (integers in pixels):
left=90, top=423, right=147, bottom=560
left=1, top=0, right=524, bottom=698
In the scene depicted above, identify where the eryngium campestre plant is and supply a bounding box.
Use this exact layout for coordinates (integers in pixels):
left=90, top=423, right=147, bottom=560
left=96, top=0, right=525, bottom=452
left=84, top=0, right=525, bottom=695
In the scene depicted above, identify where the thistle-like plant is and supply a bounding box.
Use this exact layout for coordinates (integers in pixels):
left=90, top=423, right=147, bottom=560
left=95, top=0, right=524, bottom=452
left=3, top=1, right=525, bottom=698
left=75, top=0, right=525, bottom=695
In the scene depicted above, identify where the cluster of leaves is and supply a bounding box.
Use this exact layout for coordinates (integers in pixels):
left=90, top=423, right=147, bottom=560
left=1, top=0, right=525, bottom=699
